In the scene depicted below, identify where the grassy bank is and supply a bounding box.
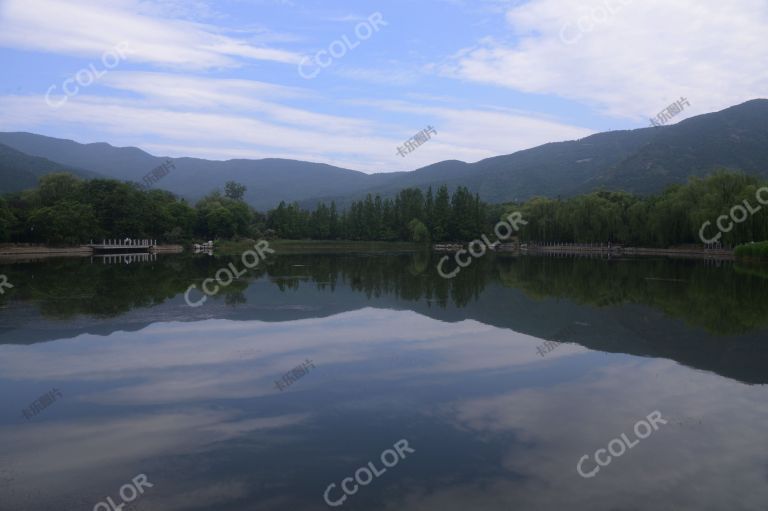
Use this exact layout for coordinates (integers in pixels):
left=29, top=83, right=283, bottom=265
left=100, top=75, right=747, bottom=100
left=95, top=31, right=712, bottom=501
left=0, top=243, right=93, bottom=257
left=735, top=241, right=768, bottom=260
left=215, top=239, right=425, bottom=255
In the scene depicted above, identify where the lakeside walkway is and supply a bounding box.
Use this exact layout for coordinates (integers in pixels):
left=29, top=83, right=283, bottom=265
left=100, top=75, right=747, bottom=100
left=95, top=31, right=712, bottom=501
left=433, top=241, right=735, bottom=260
left=0, top=243, right=183, bottom=260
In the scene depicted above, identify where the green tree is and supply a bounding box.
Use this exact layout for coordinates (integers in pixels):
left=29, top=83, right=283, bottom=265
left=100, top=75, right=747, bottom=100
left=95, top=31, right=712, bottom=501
left=28, top=200, right=97, bottom=244
left=408, top=218, right=430, bottom=243
left=433, top=185, right=451, bottom=241
left=225, top=181, right=247, bottom=201
left=0, top=198, right=16, bottom=242
left=37, top=173, right=83, bottom=206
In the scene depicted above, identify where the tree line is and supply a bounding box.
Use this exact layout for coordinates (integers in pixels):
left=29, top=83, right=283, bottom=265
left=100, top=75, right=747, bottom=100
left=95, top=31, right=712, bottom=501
left=0, top=170, right=766, bottom=247
left=0, top=173, right=501, bottom=245
left=0, top=173, right=254, bottom=245
left=508, top=171, right=768, bottom=247
left=266, top=186, right=501, bottom=242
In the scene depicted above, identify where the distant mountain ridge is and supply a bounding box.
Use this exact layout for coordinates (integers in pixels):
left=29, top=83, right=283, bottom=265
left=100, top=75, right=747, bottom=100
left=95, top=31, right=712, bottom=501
left=0, top=132, right=372, bottom=209
left=1, top=99, right=767, bottom=208
left=0, top=142, right=101, bottom=194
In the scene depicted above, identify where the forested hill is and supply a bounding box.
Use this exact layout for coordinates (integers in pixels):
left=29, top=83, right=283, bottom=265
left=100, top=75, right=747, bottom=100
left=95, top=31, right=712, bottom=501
left=1, top=99, right=767, bottom=208
left=304, top=99, right=768, bottom=207
left=0, top=132, right=372, bottom=210
left=0, top=143, right=101, bottom=193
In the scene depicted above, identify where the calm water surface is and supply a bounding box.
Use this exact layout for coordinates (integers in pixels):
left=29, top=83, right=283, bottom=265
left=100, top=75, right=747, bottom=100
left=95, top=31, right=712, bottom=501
left=0, top=252, right=767, bottom=511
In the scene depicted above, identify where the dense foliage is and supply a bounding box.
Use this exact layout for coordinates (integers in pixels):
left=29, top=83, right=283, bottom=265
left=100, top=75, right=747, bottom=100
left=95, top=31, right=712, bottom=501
left=1, top=171, right=766, bottom=247
left=735, top=241, right=768, bottom=259
left=267, top=186, right=499, bottom=242
left=0, top=173, right=253, bottom=244
left=509, top=171, right=768, bottom=247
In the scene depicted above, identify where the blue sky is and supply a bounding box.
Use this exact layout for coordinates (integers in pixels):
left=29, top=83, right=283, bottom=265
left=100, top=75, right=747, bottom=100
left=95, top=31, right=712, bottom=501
left=0, top=0, right=765, bottom=173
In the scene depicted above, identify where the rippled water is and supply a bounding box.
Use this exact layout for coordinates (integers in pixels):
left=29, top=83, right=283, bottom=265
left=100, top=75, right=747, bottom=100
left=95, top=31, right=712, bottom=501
left=0, top=252, right=766, bottom=510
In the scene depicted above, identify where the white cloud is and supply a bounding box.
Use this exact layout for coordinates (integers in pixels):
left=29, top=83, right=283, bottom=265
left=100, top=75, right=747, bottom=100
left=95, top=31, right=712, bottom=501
left=99, top=72, right=374, bottom=133
left=322, top=14, right=372, bottom=23
left=443, top=0, right=768, bottom=120
left=351, top=98, right=594, bottom=165
left=0, top=0, right=601, bottom=171
left=393, top=360, right=768, bottom=510
left=0, top=77, right=593, bottom=172
left=0, top=0, right=302, bottom=68
left=0, top=93, right=401, bottom=171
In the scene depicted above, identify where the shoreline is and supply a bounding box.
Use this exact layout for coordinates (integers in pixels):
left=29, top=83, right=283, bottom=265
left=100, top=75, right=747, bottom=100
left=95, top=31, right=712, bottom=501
left=523, top=245, right=735, bottom=260
left=0, top=244, right=184, bottom=260
left=0, top=241, right=748, bottom=262
left=435, top=242, right=737, bottom=261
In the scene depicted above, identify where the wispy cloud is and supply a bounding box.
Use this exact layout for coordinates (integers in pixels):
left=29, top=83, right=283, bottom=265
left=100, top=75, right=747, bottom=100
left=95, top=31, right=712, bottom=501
left=441, top=0, right=768, bottom=120
left=0, top=0, right=303, bottom=68
left=0, top=50, right=593, bottom=173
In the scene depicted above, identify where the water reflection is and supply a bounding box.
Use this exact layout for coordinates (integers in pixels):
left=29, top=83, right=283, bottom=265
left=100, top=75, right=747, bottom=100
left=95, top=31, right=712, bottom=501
left=0, top=309, right=766, bottom=510
left=2, top=253, right=768, bottom=334
left=0, top=254, right=767, bottom=510
left=92, top=252, right=159, bottom=265
left=1, top=253, right=767, bottom=384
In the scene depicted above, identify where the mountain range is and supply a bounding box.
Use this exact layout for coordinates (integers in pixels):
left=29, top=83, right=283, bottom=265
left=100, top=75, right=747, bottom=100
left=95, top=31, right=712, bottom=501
left=1, top=99, right=767, bottom=209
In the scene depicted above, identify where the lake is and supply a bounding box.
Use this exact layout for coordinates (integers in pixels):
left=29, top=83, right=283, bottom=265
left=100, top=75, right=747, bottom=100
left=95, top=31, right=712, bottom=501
left=1, top=251, right=767, bottom=511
